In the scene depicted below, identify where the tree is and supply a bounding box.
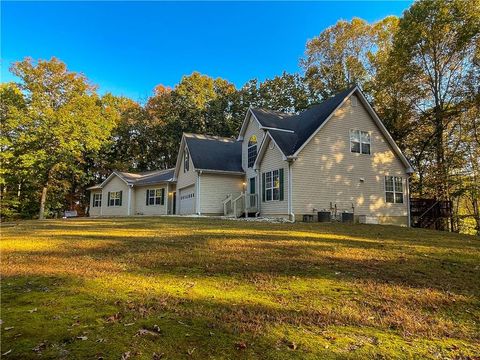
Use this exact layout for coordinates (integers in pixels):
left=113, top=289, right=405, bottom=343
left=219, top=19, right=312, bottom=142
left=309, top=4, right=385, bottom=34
left=388, top=0, right=480, bottom=204
left=8, top=57, right=116, bottom=219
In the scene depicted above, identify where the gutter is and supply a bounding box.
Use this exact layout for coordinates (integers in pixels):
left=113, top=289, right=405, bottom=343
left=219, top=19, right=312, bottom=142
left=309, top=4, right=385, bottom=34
left=195, top=169, right=245, bottom=176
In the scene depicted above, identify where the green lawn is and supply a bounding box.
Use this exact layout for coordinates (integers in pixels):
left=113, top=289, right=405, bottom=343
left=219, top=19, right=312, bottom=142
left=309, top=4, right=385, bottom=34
left=1, top=217, right=479, bottom=359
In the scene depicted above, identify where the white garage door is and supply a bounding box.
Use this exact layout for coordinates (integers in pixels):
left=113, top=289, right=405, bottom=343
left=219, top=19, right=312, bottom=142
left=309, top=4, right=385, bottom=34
left=179, top=186, right=195, bottom=215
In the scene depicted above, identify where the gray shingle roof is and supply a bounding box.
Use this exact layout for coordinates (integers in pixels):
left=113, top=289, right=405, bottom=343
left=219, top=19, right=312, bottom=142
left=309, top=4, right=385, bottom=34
left=255, top=86, right=356, bottom=156
left=184, top=133, right=243, bottom=173
left=88, top=168, right=175, bottom=190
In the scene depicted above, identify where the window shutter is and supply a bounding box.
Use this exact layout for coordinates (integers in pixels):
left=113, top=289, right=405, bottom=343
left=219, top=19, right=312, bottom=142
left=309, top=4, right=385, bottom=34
left=119, top=191, right=123, bottom=206
left=279, top=168, right=284, bottom=201
left=262, top=173, right=266, bottom=202
left=107, top=192, right=111, bottom=207
left=146, top=190, right=149, bottom=206
left=161, top=188, right=165, bottom=205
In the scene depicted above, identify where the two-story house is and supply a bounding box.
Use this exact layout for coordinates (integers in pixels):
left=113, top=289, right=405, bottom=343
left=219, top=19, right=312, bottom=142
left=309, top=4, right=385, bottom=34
left=90, top=86, right=413, bottom=226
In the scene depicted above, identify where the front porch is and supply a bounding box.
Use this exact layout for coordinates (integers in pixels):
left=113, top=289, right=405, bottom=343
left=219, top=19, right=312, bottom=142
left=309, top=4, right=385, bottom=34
left=223, top=192, right=258, bottom=218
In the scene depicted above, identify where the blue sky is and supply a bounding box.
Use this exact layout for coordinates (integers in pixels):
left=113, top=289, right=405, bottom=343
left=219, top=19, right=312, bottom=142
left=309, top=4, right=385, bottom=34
left=1, top=1, right=412, bottom=101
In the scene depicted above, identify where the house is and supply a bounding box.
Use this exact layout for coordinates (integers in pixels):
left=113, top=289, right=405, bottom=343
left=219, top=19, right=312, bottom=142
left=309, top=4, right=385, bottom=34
left=87, top=169, right=176, bottom=217
left=89, top=85, right=414, bottom=226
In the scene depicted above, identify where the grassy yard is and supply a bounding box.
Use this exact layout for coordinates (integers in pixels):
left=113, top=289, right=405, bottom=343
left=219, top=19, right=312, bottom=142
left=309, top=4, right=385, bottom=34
left=1, top=217, right=479, bottom=359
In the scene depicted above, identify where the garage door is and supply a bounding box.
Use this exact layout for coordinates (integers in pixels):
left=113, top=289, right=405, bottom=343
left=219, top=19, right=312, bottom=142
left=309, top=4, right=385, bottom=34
left=179, top=185, right=195, bottom=215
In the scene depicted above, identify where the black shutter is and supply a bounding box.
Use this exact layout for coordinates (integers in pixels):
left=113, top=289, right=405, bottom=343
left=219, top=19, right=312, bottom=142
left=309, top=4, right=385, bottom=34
left=262, top=173, right=266, bottom=202
left=161, top=188, right=165, bottom=205
left=107, top=192, right=111, bottom=207
left=119, top=191, right=122, bottom=206
left=279, top=168, right=284, bottom=201
left=146, top=189, right=149, bottom=206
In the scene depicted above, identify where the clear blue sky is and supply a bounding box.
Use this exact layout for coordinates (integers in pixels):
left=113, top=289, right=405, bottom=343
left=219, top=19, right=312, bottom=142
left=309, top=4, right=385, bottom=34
left=1, top=1, right=412, bottom=101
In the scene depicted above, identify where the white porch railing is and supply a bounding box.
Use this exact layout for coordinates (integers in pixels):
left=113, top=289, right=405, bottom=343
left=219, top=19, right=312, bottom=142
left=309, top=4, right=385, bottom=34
left=223, top=192, right=258, bottom=217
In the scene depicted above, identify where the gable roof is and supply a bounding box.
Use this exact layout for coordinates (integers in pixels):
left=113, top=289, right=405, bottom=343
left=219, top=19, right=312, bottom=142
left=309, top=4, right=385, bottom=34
left=183, top=133, right=243, bottom=173
left=250, top=86, right=413, bottom=172
left=87, top=168, right=175, bottom=190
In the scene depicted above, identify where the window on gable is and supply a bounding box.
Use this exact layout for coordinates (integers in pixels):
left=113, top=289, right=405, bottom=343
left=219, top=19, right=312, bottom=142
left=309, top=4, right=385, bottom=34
left=108, top=191, right=122, bottom=206
left=184, top=148, right=190, bottom=172
left=247, top=135, right=257, bottom=168
left=350, top=130, right=371, bottom=155
left=93, top=193, right=102, bottom=207
left=385, top=176, right=403, bottom=204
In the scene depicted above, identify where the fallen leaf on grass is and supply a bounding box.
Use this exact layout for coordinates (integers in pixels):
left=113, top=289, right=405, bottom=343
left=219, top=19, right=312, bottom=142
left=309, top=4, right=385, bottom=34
left=153, top=324, right=161, bottom=333
left=96, top=338, right=106, bottom=343
left=2, top=349, right=12, bottom=356
left=77, top=336, right=88, bottom=341
left=28, top=308, right=37, bottom=313
left=4, top=327, right=14, bottom=331
left=121, top=351, right=130, bottom=360
left=187, top=348, right=196, bottom=356
left=105, top=313, right=122, bottom=323
left=134, top=328, right=159, bottom=337
left=152, top=352, right=164, bottom=359
left=32, top=342, right=47, bottom=352
left=124, top=323, right=135, bottom=327
left=235, top=342, right=247, bottom=350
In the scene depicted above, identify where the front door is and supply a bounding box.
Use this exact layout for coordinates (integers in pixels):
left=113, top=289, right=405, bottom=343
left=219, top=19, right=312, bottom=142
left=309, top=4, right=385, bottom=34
left=249, top=177, right=256, bottom=208
left=249, top=177, right=256, bottom=194
left=172, top=192, right=176, bottom=214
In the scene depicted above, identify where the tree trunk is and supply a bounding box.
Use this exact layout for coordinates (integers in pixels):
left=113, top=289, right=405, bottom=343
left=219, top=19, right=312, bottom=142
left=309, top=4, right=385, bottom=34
left=39, top=183, right=48, bottom=220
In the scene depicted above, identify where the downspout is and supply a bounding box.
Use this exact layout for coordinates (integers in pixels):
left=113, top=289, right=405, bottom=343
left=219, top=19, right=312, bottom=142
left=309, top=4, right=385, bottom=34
left=197, top=171, right=202, bottom=215
left=288, top=160, right=295, bottom=222
left=166, top=182, right=169, bottom=215
left=100, top=190, right=103, bottom=216
left=127, top=185, right=133, bottom=216
left=406, top=175, right=411, bottom=227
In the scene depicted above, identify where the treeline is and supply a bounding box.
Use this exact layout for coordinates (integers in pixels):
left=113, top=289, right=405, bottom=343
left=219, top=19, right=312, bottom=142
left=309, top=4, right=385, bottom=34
left=1, top=0, right=479, bottom=234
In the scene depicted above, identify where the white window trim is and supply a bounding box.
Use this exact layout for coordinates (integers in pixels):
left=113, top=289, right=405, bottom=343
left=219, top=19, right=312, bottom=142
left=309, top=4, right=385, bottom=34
left=184, top=148, right=190, bottom=172
left=109, top=191, right=121, bottom=207
left=247, top=135, right=257, bottom=168
left=93, top=193, right=102, bottom=207
left=384, top=176, right=404, bottom=204
left=265, top=169, right=280, bottom=202
left=147, top=188, right=163, bottom=206
left=350, top=129, right=371, bottom=155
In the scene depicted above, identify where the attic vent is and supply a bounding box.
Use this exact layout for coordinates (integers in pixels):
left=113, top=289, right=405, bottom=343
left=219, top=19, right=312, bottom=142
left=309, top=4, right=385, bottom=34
left=351, top=96, right=358, bottom=107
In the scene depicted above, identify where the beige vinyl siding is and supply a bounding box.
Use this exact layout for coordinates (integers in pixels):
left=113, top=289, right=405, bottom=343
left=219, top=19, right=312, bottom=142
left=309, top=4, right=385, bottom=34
left=242, top=114, right=265, bottom=188
left=258, top=139, right=289, bottom=217
left=134, top=185, right=168, bottom=215
left=176, top=146, right=197, bottom=190
left=176, top=145, right=198, bottom=214
left=291, top=95, right=408, bottom=223
left=199, top=173, right=244, bottom=215
left=101, top=176, right=131, bottom=216
left=89, top=190, right=102, bottom=216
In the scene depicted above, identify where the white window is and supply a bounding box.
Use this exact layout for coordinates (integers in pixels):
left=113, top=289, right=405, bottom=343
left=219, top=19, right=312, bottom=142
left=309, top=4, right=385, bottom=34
left=93, top=193, right=102, bottom=207
left=247, top=135, right=257, bottom=168
left=184, top=148, right=190, bottom=172
left=265, top=169, right=280, bottom=201
left=108, top=191, right=122, bottom=206
left=147, top=188, right=164, bottom=206
left=350, top=130, right=371, bottom=154
left=385, top=176, right=403, bottom=204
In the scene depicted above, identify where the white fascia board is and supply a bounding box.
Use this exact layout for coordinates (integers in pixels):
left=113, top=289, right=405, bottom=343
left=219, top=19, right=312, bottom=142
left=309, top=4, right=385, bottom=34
left=99, top=171, right=130, bottom=188
left=355, top=90, right=414, bottom=172
left=253, top=131, right=288, bottom=170
left=259, top=126, right=294, bottom=133
left=292, top=87, right=357, bottom=157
